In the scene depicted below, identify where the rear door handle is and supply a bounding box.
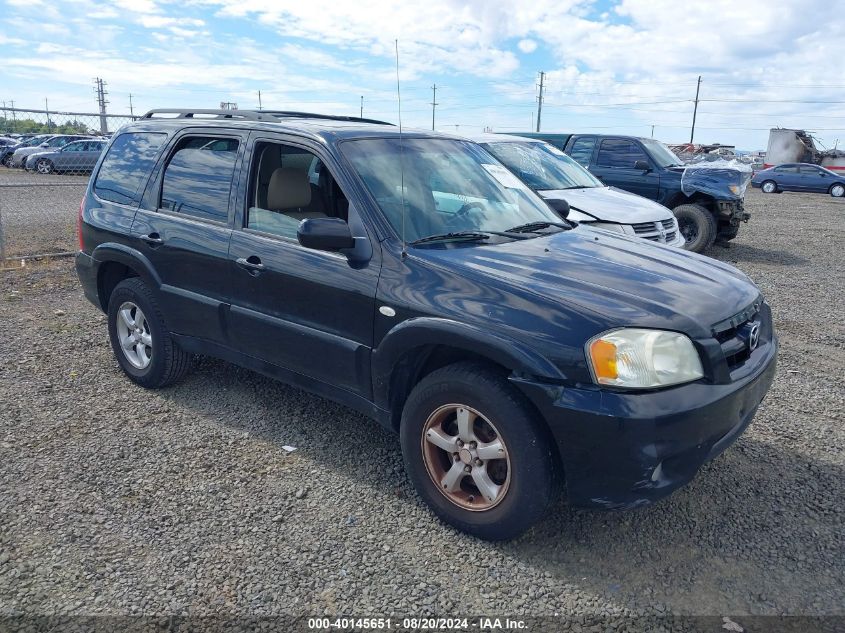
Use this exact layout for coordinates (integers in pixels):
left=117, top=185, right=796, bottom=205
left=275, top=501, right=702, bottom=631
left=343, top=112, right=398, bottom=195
left=236, top=256, right=266, bottom=274
left=140, top=233, right=164, bottom=246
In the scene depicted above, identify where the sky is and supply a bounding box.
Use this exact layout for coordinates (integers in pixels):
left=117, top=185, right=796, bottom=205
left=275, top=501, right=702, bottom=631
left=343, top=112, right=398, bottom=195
left=1, top=0, right=844, bottom=151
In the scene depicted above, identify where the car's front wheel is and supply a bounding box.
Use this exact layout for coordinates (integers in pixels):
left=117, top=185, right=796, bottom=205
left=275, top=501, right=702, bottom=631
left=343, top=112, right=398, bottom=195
left=400, top=362, right=557, bottom=540
left=35, top=158, right=53, bottom=174
left=107, top=278, right=191, bottom=388
left=673, top=203, right=716, bottom=253
left=761, top=180, right=777, bottom=194
left=830, top=183, right=844, bottom=198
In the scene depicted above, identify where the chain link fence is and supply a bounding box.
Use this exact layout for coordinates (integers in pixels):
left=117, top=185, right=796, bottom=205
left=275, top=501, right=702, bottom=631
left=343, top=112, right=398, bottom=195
left=0, top=107, right=137, bottom=264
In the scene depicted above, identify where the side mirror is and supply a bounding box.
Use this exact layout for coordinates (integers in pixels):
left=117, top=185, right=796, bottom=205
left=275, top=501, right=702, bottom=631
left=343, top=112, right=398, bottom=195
left=297, top=217, right=355, bottom=252
left=634, top=160, right=651, bottom=171
left=545, top=197, right=570, bottom=219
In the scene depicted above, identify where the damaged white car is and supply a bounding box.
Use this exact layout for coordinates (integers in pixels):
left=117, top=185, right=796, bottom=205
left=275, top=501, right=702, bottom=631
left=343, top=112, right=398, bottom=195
left=473, top=134, right=685, bottom=248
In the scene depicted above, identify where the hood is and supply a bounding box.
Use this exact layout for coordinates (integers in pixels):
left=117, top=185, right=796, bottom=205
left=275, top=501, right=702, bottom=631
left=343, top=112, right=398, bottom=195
left=538, top=186, right=673, bottom=224
left=14, top=146, right=48, bottom=158
left=418, top=227, right=759, bottom=337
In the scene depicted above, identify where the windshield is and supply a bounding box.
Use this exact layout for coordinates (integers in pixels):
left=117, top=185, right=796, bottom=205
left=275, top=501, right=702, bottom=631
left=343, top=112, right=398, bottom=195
left=483, top=141, right=603, bottom=190
left=23, top=136, right=48, bottom=147
left=641, top=139, right=684, bottom=167
left=340, top=137, right=561, bottom=244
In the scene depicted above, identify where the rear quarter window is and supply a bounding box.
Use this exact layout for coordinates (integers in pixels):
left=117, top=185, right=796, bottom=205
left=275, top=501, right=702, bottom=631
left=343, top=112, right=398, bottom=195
left=94, top=132, right=167, bottom=205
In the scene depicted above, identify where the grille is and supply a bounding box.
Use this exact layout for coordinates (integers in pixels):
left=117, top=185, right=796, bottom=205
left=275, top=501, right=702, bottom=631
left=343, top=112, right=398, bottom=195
left=628, top=219, right=678, bottom=244
left=713, top=301, right=765, bottom=370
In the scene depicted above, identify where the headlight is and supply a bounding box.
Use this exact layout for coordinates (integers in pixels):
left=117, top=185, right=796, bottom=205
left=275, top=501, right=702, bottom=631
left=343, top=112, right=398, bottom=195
left=586, top=328, right=703, bottom=388
left=728, top=184, right=740, bottom=195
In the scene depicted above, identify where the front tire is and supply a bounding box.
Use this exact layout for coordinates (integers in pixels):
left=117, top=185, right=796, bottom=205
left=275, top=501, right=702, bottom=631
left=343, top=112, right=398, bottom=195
left=830, top=183, right=844, bottom=198
left=400, top=362, right=557, bottom=540
left=673, top=203, right=717, bottom=253
left=107, top=278, right=191, bottom=388
left=761, top=180, right=777, bottom=194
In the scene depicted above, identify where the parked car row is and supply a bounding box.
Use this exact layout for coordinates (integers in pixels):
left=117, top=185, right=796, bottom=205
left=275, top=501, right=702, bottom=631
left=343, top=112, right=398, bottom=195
left=75, top=109, right=777, bottom=540
left=0, top=134, right=107, bottom=174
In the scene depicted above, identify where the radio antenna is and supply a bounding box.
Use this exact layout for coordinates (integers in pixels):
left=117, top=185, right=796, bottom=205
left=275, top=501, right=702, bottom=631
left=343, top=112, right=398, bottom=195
left=395, top=39, right=408, bottom=258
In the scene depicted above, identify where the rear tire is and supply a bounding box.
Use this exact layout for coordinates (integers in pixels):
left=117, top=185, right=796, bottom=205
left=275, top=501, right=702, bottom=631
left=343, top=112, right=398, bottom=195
left=107, top=278, right=191, bottom=388
left=400, top=361, right=557, bottom=540
left=673, top=203, right=717, bottom=253
left=761, top=180, right=777, bottom=194
left=830, top=183, right=844, bottom=198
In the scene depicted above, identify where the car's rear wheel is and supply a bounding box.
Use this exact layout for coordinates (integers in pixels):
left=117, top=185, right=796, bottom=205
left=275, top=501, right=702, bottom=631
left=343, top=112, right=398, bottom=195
left=35, top=158, right=53, bottom=174
left=761, top=180, right=777, bottom=194
left=830, top=183, right=844, bottom=198
left=400, top=362, right=557, bottom=540
left=673, top=203, right=716, bottom=253
left=107, top=278, right=191, bottom=388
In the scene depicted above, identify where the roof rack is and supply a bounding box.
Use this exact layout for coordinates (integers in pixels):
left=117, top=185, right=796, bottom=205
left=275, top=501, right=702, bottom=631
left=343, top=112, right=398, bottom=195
left=141, top=109, right=393, bottom=126
left=259, top=110, right=394, bottom=126
left=141, top=109, right=276, bottom=121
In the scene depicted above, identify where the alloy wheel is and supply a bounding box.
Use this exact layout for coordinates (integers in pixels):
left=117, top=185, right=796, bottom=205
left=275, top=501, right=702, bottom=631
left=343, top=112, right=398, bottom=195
left=421, top=403, right=511, bottom=511
left=762, top=181, right=776, bottom=193
left=831, top=184, right=844, bottom=198
left=36, top=159, right=52, bottom=174
left=116, top=301, right=153, bottom=369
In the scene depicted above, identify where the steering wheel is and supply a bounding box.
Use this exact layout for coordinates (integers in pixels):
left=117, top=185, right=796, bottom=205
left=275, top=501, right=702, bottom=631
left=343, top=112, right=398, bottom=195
left=448, top=201, right=486, bottom=228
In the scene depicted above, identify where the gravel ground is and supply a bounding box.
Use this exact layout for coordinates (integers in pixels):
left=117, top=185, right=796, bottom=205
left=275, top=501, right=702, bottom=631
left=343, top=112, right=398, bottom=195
left=0, top=188, right=843, bottom=628
left=0, top=169, right=87, bottom=258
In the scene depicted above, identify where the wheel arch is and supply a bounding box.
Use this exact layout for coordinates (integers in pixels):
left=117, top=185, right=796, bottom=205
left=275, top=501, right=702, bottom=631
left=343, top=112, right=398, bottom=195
left=372, top=318, right=566, bottom=431
left=93, top=243, right=162, bottom=312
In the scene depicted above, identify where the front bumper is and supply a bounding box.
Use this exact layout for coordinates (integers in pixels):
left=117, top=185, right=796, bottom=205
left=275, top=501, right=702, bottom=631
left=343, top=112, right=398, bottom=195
left=717, top=199, right=751, bottom=224
left=514, top=335, right=777, bottom=509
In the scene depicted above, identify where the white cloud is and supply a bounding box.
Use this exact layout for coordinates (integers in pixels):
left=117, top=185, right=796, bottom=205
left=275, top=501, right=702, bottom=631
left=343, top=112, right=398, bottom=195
left=517, top=39, right=537, bottom=53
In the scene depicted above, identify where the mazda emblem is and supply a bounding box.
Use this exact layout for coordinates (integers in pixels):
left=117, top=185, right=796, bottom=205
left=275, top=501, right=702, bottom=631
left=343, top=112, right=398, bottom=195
left=748, top=322, right=760, bottom=351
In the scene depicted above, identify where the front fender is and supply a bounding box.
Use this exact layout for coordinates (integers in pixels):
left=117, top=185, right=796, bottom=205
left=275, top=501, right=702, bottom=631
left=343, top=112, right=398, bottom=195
left=371, top=316, right=566, bottom=411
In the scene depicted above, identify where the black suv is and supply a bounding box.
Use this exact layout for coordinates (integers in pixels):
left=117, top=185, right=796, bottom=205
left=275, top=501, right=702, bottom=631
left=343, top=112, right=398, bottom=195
left=76, top=109, right=777, bottom=540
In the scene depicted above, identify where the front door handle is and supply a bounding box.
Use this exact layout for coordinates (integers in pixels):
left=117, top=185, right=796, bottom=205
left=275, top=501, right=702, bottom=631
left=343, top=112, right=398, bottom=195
left=140, top=233, right=164, bottom=246
left=236, top=256, right=266, bottom=274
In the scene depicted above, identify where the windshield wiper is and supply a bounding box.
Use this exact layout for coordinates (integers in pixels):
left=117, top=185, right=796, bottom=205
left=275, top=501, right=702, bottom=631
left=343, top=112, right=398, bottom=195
left=503, top=221, right=572, bottom=234
left=410, top=231, right=491, bottom=245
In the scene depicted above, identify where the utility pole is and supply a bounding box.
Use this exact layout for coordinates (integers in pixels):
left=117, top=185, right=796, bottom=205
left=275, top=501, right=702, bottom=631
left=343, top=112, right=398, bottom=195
left=9, top=99, right=15, bottom=132
left=258, top=91, right=263, bottom=110
left=690, top=75, right=701, bottom=144
left=94, top=78, right=109, bottom=134
left=45, top=98, right=51, bottom=129
left=360, top=95, right=363, bottom=118
left=129, top=93, right=134, bottom=118
left=536, top=71, right=545, bottom=133
left=651, top=124, right=655, bottom=138
left=430, top=84, right=438, bottom=131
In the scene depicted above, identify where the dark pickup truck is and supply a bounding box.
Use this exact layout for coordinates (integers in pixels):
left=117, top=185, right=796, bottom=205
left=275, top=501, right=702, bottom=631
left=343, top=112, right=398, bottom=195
left=513, top=133, right=751, bottom=253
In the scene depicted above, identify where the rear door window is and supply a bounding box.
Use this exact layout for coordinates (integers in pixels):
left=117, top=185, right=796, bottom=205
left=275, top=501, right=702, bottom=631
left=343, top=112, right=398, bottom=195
left=596, top=139, right=648, bottom=168
left=94, top=132, right=167, bottom=205
left=160, top=136, right=239, bottom=223
left=568, top=137, right=596, bottom=166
